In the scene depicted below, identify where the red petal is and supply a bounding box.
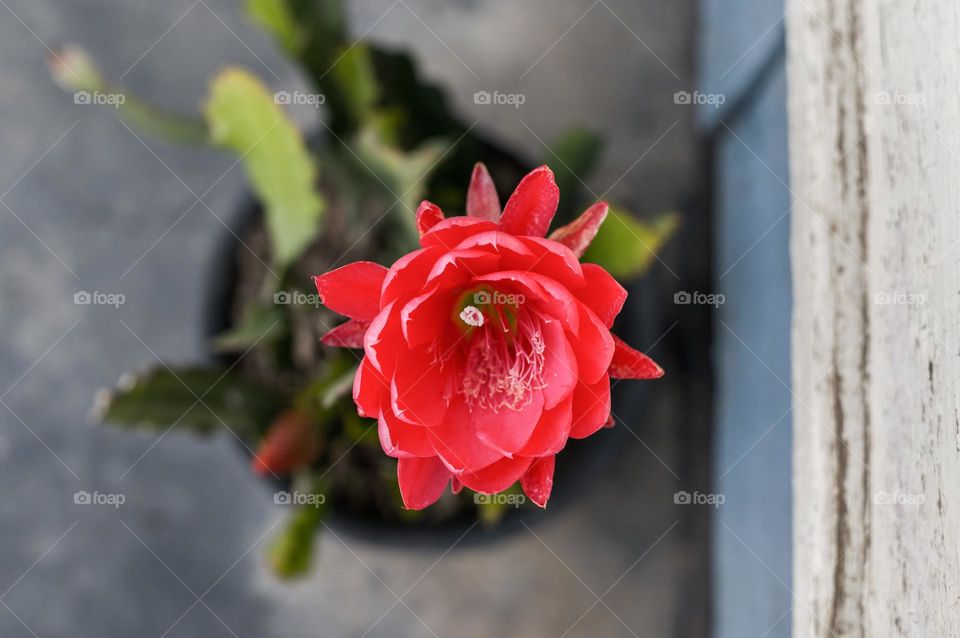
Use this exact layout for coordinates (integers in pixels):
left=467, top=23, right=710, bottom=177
left=400, top=287, right=454, bottom=349
left=425, top=248, right=501, bottom=289
left=378, top=407, right=436, bottom=458
left=320, top=320, right=369, bottom=348
left=498, top=165, right=559, bottom=238
left=390, top=350, right=449, bottom=426
left=540, top=319, right=578, bottom=409
left=420, top=217, right=497, bottom=250
left=415, top=200, right=445, bottom=236
left=575, top=264, right=627, bottom=327
left=381, top=248, right=443, bottom=306
left=520, top=456, right=555, bottom=508
left=548, top=201, right=609, bottom=257
left=314, top=261, right=387, bottom=322
left=427, top=398, right=502, bottom=473
left=363, top=302, right=403, bottom=376
left=519, top=395, right=572, bottom=457
left=568, top=376, right=611, bottom=439
left=609, top=334, right=664, bottom=379
left=353, top=358, right=386, bottom=418
left=458, top=456, right=533, bottom=494
left=515, top=237, right=585, bottom=288
left=570, top=303, right=614, bottom=385
left=474, top=390, right=544, bottom=457
left=466, top=162, right=501, bottom=221
left=397, top=457, right=451, bottom=510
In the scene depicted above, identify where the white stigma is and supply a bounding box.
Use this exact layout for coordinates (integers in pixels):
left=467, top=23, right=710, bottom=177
left=459, top=305, right=485, bottom=327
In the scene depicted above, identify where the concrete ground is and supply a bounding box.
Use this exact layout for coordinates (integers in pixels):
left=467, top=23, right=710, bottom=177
left=0, top=1, right=704, bottom=636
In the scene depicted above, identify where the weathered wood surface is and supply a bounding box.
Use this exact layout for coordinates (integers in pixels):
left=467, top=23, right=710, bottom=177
left=787, top=1, right=960, bottom=636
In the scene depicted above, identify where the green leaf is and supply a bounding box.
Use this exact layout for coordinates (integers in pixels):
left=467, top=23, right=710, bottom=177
left=543, top=128, right=604, bottom=215
left=268, top=499, right=326, bottom=578
left=93, top=365, right=287, bottom=439
left=204, top=68, right=325, bottom=268
left=326, top=44, right=380, bottom=128
left=581, top=208, right=680, bottom=280
left=245, top=0, right=301, bottom=54
left=352, top=124, right=447, bottom=236
left=210, top=300, right=285, bottom=354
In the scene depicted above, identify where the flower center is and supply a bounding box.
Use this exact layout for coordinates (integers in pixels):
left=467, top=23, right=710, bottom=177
left=461, top=312, right=546, bottom=413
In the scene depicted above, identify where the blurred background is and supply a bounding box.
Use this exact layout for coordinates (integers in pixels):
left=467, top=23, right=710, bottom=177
left=0, top=0, right=791, bottom=636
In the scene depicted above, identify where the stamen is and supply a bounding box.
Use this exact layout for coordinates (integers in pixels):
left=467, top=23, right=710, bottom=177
left=462, top=314, right=546, bottom=412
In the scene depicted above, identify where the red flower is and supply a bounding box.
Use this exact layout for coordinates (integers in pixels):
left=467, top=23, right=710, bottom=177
left=313, top=164, right=663, bottom=510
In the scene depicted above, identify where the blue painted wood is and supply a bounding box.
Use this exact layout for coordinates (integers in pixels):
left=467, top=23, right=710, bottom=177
left=708, top=32, right=793, bottom=638
left=697, top=0, right=786, bottom=129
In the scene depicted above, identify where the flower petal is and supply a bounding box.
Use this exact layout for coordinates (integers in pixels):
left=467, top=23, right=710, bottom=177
left=378, top=407, right=435, bottom=458
left=541, top=319, right=578, bottom=409
left=516, top=236, right=585, bottom=288
left=314, top=261, right=387, bottom=322
left=320, top=320, right=369, bottom=348
left=498, top=165, right=559, bottom=237
left=608, top=334, right=664, bottom=379
left=568, top=376, right=611, bottom=439
left=354, top=357, right=386, bottom=418
left=397, top=457, right=451, bottom=510
left=425, top=248, right=501, bottom=289
left=390, top=350, right=450, bottom=426
left=427, top=398, right=502, bottom=473
left=363, top=302, right=403, bottom=376
left=547, top=201, right=609, bottom=257
left=466, top=162, right=501, bottom=221
left=520, top=456, right=555, bottom=508
left=570, top=303, right=614, bottom=385
left=519, top=395, right=572, bottom=457
left=420, top=216, right=497, bottom=250
left=381, top=247, right=444, bottom=306
left=458, top=456, right=533, bottom=494
left=400, top=287, right=454, bottom=349
left=575, top=264, right=627, bottom=327
left=415, top=200, right=445, bottom=236
left=474, top=390, right=545, bottom=457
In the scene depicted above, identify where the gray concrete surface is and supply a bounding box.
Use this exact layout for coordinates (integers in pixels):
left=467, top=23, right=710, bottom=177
left=0, top=1, right=703, bottom=636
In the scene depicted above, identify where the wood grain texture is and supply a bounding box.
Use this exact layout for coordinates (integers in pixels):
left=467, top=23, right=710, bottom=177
left=787, top=1, right=960, bottom=635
